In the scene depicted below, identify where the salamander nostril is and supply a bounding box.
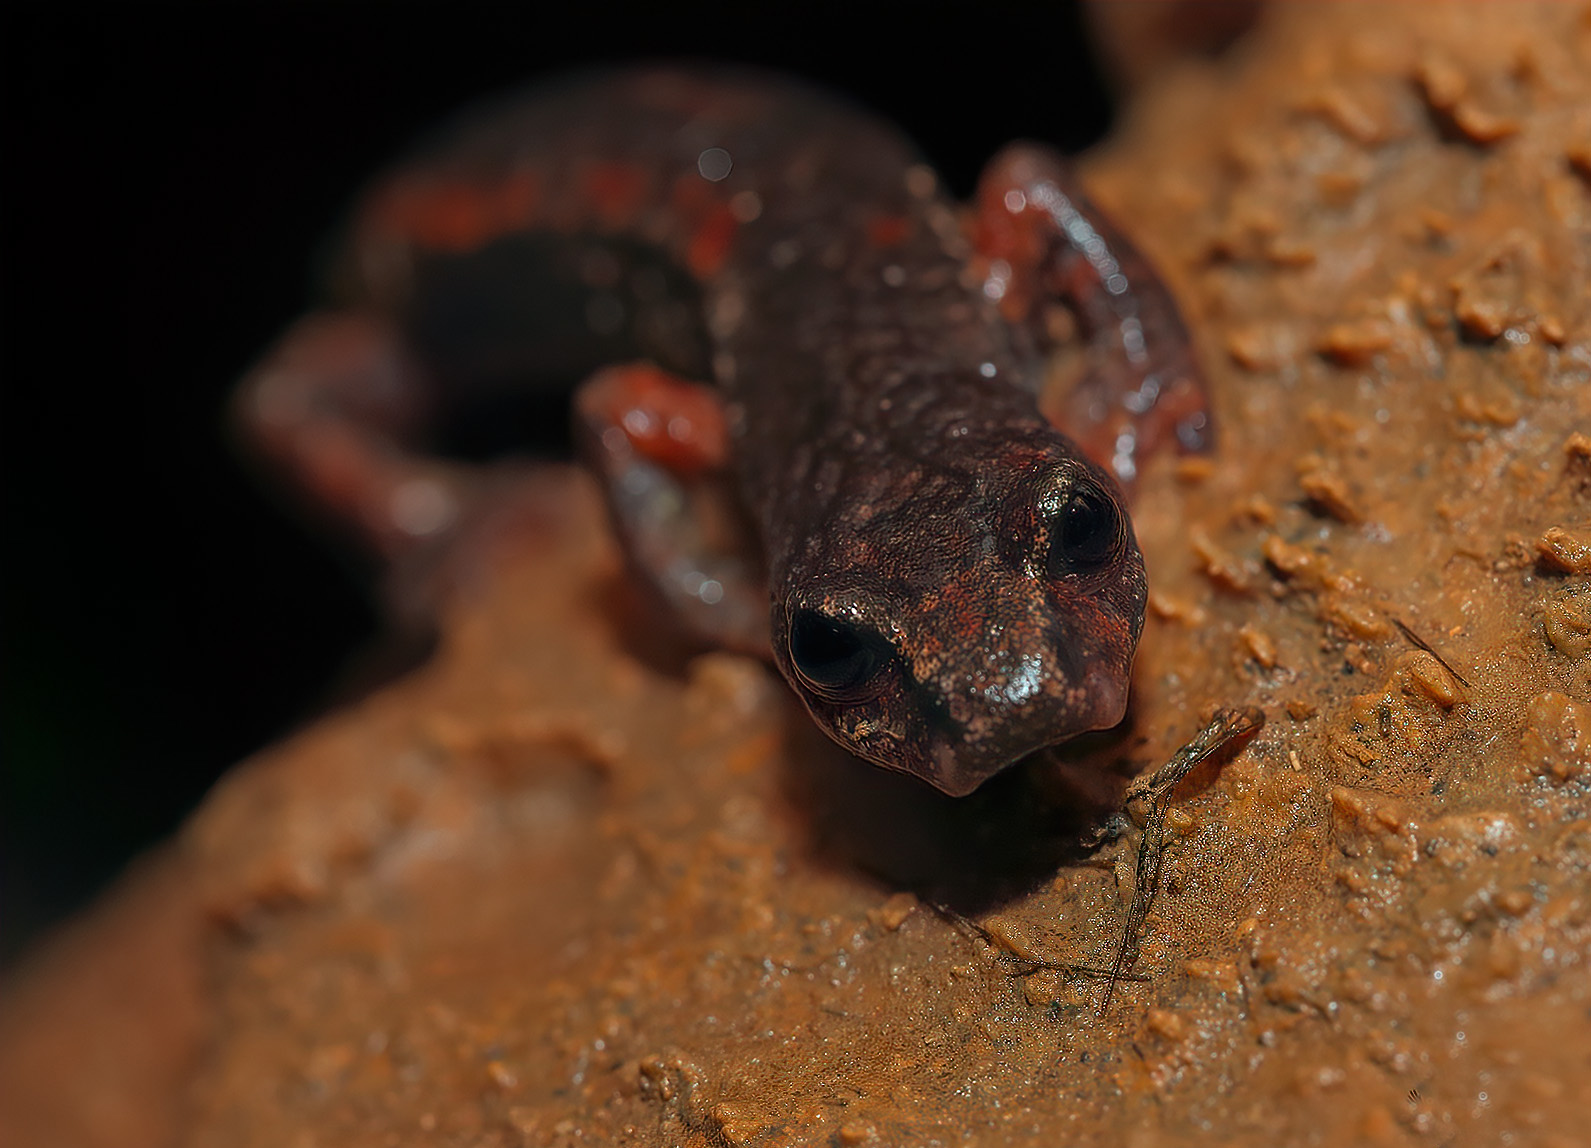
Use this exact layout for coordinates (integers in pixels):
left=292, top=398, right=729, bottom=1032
left=788, top=609, right=891, bottom=700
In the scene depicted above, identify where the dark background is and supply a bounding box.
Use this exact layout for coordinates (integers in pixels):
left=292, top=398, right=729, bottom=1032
left=1, top=2, right=1113, bottom=965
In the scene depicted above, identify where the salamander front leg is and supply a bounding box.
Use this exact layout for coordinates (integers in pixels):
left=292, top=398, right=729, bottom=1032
left=970, top=144, right=1211, bottom=488
left=575, top=363, right=770, bottom=658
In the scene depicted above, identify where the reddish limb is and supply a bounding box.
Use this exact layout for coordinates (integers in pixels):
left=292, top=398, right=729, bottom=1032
left=970, top=145, right=1211, bottom=488
left=575, top=364, right=769, bottom=657
left=574, top=362, right=729, bottom=476
left=233, top=313, right=478, bottom=563
left=237, top=324, right=768, bottom=652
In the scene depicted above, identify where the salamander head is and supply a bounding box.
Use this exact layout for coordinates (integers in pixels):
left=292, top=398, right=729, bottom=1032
left=770, top=445, right=1146, bottom=796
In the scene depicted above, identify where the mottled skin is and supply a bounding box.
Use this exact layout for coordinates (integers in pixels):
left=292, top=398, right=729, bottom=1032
left=239, top=71, right=1204, bottom=796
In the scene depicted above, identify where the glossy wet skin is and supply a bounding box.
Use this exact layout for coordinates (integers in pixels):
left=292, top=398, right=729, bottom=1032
left=247, top=71, right=1160, bottom=795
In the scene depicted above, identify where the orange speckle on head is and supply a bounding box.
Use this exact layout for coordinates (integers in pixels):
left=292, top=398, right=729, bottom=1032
left=935, top=579, right=989, bottom=643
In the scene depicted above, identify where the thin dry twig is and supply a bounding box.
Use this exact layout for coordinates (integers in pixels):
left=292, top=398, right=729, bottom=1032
left=928, top=902, right=1148, bottom=985
left=1391, top=617, right=1471, bottom=687
left=1102, top=705, right=1266, bottom=1013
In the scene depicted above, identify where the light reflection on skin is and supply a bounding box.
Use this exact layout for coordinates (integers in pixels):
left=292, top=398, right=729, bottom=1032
left=983, top=650, right=1046, bottom=707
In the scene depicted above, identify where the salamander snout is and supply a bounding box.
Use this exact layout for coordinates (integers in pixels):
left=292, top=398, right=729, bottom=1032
left=772, top=452, right=1147, bottom=797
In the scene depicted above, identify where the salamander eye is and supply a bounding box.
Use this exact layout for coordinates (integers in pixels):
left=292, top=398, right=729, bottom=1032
left=1044, top=482, right=1125, bottom=578
left=788, top=609, right=892, bottom=701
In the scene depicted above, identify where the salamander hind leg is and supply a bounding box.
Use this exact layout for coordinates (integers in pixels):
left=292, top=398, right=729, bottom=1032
left=234, top=312, right=476, bottom=564
left=238, top=311, right=599, bottom=631
left=575, top=363, right=770, bottom=657
left=970, top=144, right=1211, bottom=489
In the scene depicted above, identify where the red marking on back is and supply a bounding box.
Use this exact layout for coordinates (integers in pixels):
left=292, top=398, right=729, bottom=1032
left=493, top=170, right=541, bottom=232
left=582, top=161, right=651, bottom=230
left=687, top=202, right=739, bottom=278
left=669, top=173, right=738, bottom=279
left=369, top=170, right=542, bottom=253
left=867, top=214, right=910, bottom=248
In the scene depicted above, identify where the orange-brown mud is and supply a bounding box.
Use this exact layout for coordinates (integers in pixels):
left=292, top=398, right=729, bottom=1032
left=4, top=4, right=1590, bottom=1145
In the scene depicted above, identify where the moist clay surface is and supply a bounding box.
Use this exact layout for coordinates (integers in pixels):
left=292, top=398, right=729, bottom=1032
left=2, top=4, right=1589, bottom=1146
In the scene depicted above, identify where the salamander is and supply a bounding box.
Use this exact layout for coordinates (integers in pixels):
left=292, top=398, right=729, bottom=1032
left=237, top=70, right=1208, bottom=796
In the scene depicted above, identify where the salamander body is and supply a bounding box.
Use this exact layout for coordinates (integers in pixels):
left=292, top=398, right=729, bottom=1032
left=239, top=71, right=1207, bottom=795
